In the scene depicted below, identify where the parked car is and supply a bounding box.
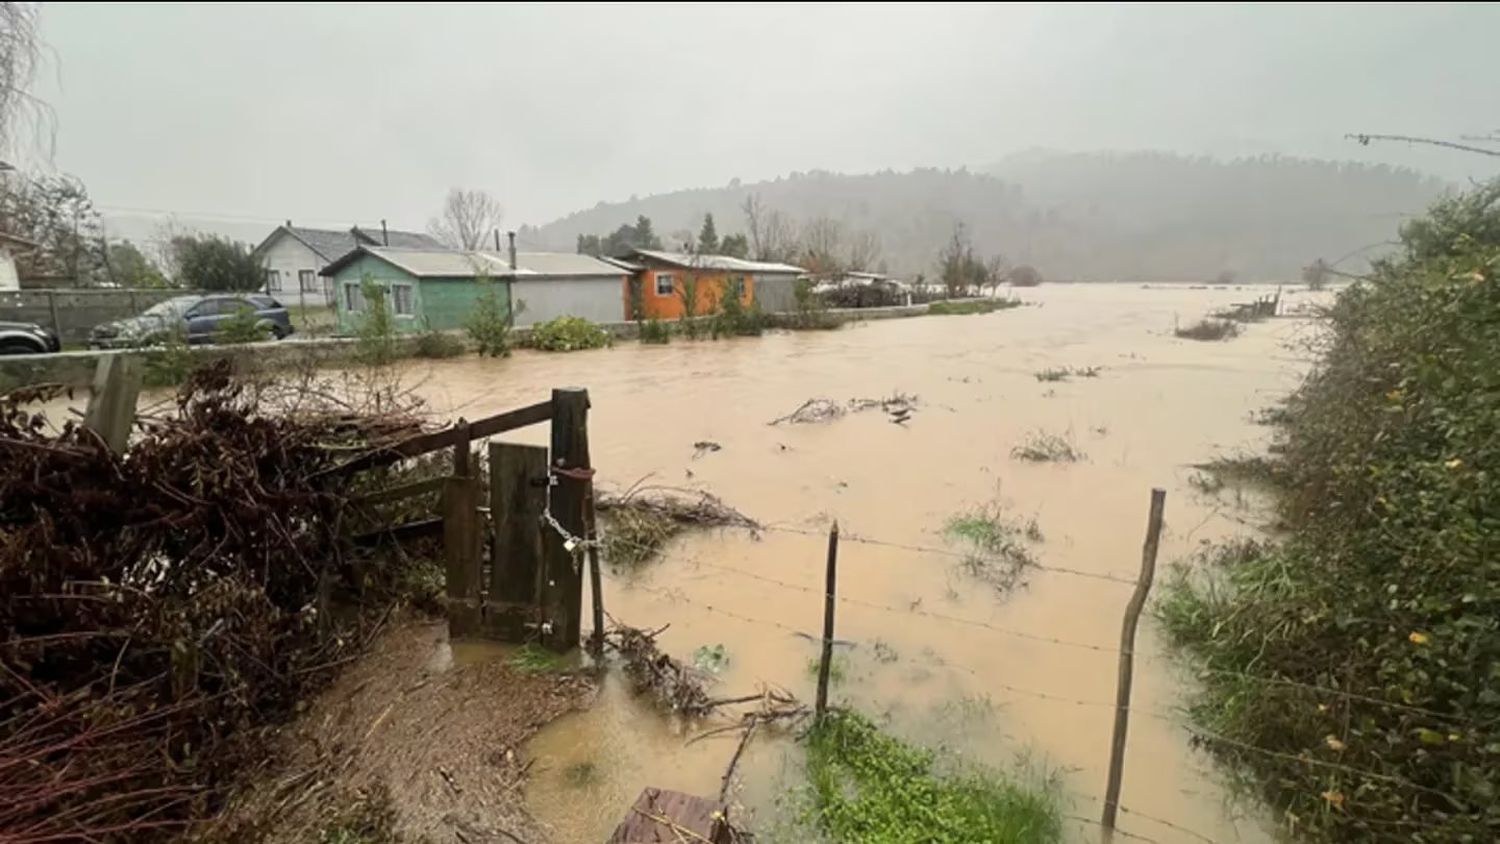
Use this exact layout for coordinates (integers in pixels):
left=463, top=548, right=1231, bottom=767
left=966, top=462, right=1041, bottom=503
left=89, top=294, right=293, bottom=348
left=0, top=320, right=62, bottom=354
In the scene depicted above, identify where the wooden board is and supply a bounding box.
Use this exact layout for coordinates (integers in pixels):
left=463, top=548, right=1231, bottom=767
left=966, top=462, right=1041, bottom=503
left=606, top=787, right=731, bottom=844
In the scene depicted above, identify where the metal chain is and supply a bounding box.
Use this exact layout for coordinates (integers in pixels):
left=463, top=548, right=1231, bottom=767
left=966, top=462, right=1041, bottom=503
left=541, top=466, right=602, bottom=572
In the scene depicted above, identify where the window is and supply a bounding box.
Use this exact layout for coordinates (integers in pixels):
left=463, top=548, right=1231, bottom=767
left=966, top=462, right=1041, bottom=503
left=344, top=282, right=364, bottom=312
left=392, top=283, right=414, bottom=316
left=265, top=269, right=281, bottom=291
left=655, top=272, right=675, bottom=296
left=299, top=269, right=318, bottom=292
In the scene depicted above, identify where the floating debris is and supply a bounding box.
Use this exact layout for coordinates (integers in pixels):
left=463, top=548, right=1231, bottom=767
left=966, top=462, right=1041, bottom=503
left=769, top=392, right=920, bottom=425
left=691, top=440, right=723, bottom=459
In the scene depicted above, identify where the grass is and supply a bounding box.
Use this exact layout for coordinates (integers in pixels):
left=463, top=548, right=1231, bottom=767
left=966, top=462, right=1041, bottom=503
left=799, top=710, right=1061, bottom=843
left=1191, top=454, right=1282, bottom=488
left=638, top=318, right=671, bottom=344
left=807, top=654, right=849, bottom=685
left=414, top=328, right=465, bottom=359
left=601, top=505, right=680, bottom=568
left=1032, top=365, right=1101, bottom=383
left=1009, top=431, right=1085, bottom=463
left=509, top=644, right=566, bottom=674
left=943, top=503, right=1041, bottom=592
left=563, top=760, right=601, bottom=788
left=928, top=298, right=1022, bottom=316
left=1174, top=318, right=1242, bottom=341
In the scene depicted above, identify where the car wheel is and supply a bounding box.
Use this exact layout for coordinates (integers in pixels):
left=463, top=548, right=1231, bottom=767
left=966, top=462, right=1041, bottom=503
left=0, top=339, right=44, bottom=355
left=269, top=323, right=289, bottom=340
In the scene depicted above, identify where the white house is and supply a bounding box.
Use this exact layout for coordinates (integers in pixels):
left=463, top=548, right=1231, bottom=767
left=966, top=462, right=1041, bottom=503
left=250, top=222, right=445, bottom=308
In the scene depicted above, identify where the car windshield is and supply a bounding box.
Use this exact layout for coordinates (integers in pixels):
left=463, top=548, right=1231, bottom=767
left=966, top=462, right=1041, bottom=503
left=140, top=297, right=199, bottom=318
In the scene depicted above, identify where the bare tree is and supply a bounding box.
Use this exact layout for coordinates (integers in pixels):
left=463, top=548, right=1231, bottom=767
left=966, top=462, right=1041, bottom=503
left=846, top=230, right=882, bottom=273
left=741, top=193, right=799, bottom=264
left=0, top=2, right=49, bottom=160
left=428, top=188, right=503, bottom=250
left=800, top=216, right=845, bottom=278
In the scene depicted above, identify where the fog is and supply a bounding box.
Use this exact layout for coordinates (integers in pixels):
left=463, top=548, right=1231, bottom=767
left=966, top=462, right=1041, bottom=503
left=30, top=3, right=1500, bottom=234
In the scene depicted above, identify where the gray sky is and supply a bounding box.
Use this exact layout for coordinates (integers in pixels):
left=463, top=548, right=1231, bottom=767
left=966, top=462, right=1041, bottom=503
left=29, top=2, right=1500, bottom=238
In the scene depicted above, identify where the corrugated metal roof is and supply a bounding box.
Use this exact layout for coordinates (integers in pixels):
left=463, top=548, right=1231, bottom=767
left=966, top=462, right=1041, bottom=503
left=479, top=251, right=629, bottom=278
left=358, top=248, right=509, bottom=277
left=630, top=249, right=805, bottom=275
left=352, top=226, right=446, bottom=251
left=259, top=225, right=444, bottom=262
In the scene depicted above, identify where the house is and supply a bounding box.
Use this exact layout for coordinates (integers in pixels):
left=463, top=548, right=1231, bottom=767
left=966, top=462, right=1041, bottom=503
left=251, top=222, right=445, bottom=309
left=319, top=240, right=630, bottom=334
left=621, top=249, right=806, bottom=319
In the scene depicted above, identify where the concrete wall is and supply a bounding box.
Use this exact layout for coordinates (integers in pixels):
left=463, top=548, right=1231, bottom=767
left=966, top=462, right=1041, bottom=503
left=258, top=232, right=334, bottom=309
left=0, top=288, right=207, bottom=344
left=512, top=275, right=627, bottom=325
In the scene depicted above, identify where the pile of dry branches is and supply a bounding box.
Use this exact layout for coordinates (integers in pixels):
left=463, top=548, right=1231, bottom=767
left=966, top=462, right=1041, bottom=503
left=596, top=484, right=759, bottom=566
left=606, top=622, right=714, bottom=715
left=768, top=392, right=919, bottom=425
left=0, top=362, right=425, bottom=842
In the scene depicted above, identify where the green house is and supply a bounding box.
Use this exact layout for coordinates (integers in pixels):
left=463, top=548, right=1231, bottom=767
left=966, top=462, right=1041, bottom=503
left=320, top=247, right=515, bottom=334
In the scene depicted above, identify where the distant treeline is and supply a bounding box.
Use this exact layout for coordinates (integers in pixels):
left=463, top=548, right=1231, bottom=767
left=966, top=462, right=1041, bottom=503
left=520, top=151, right=1448, bottom=282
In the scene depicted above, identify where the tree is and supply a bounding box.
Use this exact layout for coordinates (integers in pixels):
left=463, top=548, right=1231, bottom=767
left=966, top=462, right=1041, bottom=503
left=172, top=234, right=262, bottom=291
left=0, top=2, right=47, bottom=159
left=593, top=215, right=663, bottom=256
left=719, top=232, right=749, bottom=259
left=576, top=233, right=603, bottom=255
left=0, top=173, right=108, bottom=284
left=742, top=193, right=799, bottom=264
left=428, top=188, right=503, bottom=249
left=936, top=222, right=998, bottom=295
left=697, top=213, right=720, bottom=254
left=1009, top=264, right=1043, bottom=287
left=105, top=240, right=168, bottom=288
left=846, top=230, right=882, bottom=273
left=800, top=216, right=845, bottom=278
left=1302, top=258, right=1331, bottom=291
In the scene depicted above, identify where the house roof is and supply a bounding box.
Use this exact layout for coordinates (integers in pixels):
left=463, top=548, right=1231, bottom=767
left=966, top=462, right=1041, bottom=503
left=254, top=224, right=444, bottom=262
left=320, top=247, right=627, bottom=280
left=627, top=249, right=805, bottom=275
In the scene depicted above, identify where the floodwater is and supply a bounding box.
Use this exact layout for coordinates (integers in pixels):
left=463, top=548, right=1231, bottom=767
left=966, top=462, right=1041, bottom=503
left=395, top=283, right=1325, bottom=843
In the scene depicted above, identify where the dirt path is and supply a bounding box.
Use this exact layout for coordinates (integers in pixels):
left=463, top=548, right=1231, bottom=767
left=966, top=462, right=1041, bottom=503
left=203, top=616, right=595, bottom=843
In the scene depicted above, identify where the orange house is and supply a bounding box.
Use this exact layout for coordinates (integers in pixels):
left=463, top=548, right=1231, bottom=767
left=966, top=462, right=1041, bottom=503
left=619, top=249, right=805, bottom=320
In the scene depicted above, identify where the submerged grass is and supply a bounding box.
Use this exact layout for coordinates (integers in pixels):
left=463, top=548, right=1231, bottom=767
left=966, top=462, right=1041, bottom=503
left=943, top=503, right=1041, bottom=592
left=1009, top=431, right=1085, bottom=463
left=1033, top=365, right=1101, bottom=382
left=601, top=506, right=679, bottom=568
left=1174, top=318, right=1241, bottom=341
left=800, top=710, right=1060, bottom=844
left=509, top=644, right=566, bottom=674
left=928, top=298, right=1021, bottom=316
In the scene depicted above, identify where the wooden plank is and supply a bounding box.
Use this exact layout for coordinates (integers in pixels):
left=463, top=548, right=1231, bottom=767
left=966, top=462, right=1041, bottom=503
left=319, top=399, right=553, bottom=478
left=349, top=475, right=446, bottom=506
left=541, top=388, right=589, bottom=652
left=490, top=441, right=548, bottom=607
left=350, top=516, right=443, bottom=547
left=443, top=476, right=483, bottom=637
left=606, top=788, right=731, bottom=844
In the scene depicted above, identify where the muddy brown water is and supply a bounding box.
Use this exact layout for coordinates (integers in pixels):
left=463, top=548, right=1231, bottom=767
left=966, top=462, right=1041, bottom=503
left=25, top=284, right=1322, bottom=842
left=392, top=283, right=1323, bottom=843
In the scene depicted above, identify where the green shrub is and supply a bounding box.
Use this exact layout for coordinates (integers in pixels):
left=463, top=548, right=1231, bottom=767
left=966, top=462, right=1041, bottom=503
left=711, top=278, right=764, bottom=338
left=142, top=325, right=197, bottom=387
left=355, top=277, right=397, bottom=366
left=1158, top=182, right=1500, bottom=842
left=799, top=710, right=1060, bottom=843
left=785, top=277, right=844, bottom=330
left=414, top=325, right=465, bottom=359
left=529, top=316, right=611, bottom=352
left=928, top=298, right=1019, bottom=316
left=465, top=279, right=513, bottom=357
left=638, top=318, right=672, bottom=344
left=218, top=305, right=271, bottom=344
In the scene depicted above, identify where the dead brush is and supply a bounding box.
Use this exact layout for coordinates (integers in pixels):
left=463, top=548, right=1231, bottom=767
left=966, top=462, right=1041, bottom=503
left=1010, top=430, right=1085, bottom=462
left=596, top=483, right=758, bottom=566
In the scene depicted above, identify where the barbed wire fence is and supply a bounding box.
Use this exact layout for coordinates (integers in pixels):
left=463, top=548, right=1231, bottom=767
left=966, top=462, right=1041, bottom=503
left=579, top=488, right=1484, bottom=843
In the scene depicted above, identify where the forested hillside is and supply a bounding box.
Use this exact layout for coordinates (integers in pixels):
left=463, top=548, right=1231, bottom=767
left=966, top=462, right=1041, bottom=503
left=521, top=151, right=1448, bottom=282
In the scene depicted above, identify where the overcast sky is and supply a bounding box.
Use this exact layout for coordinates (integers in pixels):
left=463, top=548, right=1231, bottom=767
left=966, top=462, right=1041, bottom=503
left=28, top=2, right=1500, bottom=238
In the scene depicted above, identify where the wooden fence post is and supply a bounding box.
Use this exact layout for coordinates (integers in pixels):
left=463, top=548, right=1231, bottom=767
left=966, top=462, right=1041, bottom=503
left=1101, top=488, right=1167, bottom=832
left=443, top=475, right=483, bottom=637
left=542, top=387, right=590, bottom=652
left=490, top=441, right=549, bottom=607
left=585, top=488, right=606, bottom=656
left=452, top=417, right=471, bottom=477
left=815, top=520, right=840, bottom=719
left=82, top=355, right=142, bottom=453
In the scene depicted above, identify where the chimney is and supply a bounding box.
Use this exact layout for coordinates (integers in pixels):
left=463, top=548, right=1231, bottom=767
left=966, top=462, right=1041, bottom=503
left=380, top=219, right=389, bottom=246
left=493, top=229, right=502, bottom=251
left=284, top=219, right=292, bottom=228
left=507, top=231, right=517, bottom=271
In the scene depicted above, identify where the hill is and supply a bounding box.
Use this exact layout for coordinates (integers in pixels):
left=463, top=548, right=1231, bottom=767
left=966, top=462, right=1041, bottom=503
left=520, top=151, right=1449, bottom=282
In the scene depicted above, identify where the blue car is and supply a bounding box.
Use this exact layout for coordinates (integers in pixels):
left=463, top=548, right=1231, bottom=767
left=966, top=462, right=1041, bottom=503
left=90, top=294, right=294, bottom=348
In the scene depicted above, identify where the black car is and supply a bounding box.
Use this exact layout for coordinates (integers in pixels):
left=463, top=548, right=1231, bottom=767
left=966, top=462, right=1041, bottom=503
left=89, top=294, right=294, bottom=348
left=0, top=320, right=62, bottom=354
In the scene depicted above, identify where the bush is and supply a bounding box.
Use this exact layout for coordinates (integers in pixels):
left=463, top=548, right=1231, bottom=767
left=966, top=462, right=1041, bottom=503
left=465, top=279, right=512, bottom=357
left=1173, top=318, right=1240, bottom=341
left=785, top=278, right=843, bottom=330
left=142, top=325, right=197, bottom=387
left=218, top=305, right=271, bottom=344
left=638, top=318, right=671, bottom=344
left=711, top=278, right=764, bottom=338
left=355, top=277, right=397, bottom=366
left=415, top=325, right=465, bottom=359
left=928, top=298, right=1020, bottom=316
left=1157, top=182, right=1500, bottom=842
left=529, top=316, right=611, bottom=352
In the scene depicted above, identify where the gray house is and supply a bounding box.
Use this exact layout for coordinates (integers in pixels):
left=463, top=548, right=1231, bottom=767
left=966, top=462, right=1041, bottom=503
left=251, top=223, right=445, bottom=308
